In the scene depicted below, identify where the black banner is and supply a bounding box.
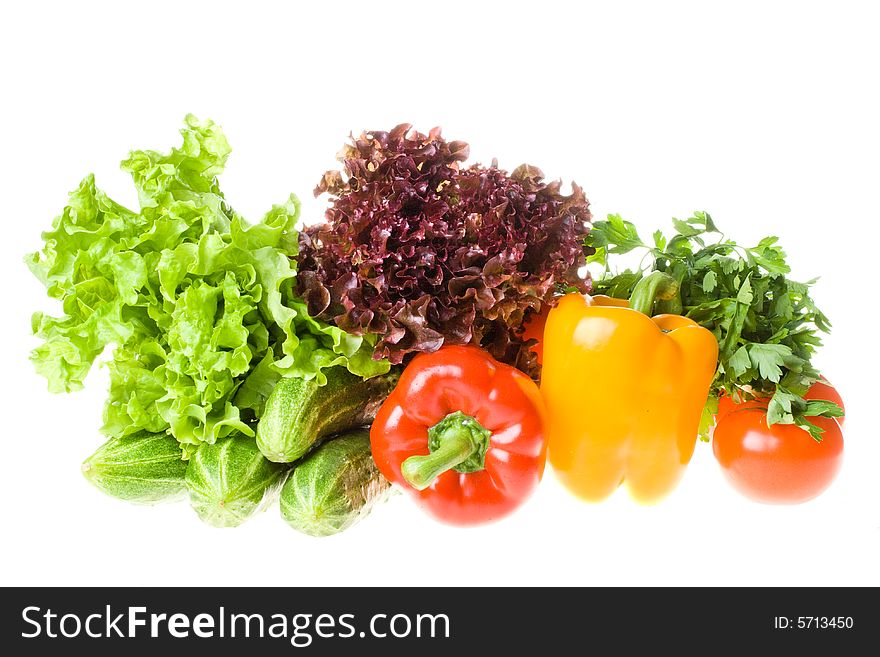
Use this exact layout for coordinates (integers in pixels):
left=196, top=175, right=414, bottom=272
left=0, top=587, right=872, bottom=654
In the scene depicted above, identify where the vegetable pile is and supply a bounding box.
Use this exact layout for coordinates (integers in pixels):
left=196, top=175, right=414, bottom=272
left=28, top=118, right=846, bottom=537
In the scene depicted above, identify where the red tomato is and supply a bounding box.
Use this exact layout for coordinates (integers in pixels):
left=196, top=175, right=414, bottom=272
left=715, top=393, right=767, bottom=420
left=804, top=378, right=845, bottom=427
left=522, top=305, right=550, bottom=365
left=716, top=379, right=845, bottom=427
left=712, top=410, right=843, bottom=504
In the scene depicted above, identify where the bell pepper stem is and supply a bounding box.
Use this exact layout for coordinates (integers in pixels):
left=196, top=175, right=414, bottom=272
left=401, top=411, right=492, bottom=491
left=401, top=431, right=477, bottom=491
left=629, top=271, right=679, bottom=316
left=655, top=295, right=683, bottom=315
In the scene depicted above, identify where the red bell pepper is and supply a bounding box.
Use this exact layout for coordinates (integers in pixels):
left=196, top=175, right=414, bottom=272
left=370, top=345, right=547, bottom=526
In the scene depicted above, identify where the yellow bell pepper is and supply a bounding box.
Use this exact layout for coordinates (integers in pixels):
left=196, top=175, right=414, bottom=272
left=541, top=272, right=718, bottom=503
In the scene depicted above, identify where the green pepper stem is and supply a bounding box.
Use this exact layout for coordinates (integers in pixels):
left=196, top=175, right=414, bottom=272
left=655, top=295, right=683, bottom=315
left=401, top=411, right=492, bottom=491
left=629, top=271, right=679, bottom=316
left=401, top=430, right=477, bottom=491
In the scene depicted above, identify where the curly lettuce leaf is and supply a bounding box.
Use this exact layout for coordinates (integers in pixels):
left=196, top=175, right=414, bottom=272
left=28, top=115, right=387, bottom=449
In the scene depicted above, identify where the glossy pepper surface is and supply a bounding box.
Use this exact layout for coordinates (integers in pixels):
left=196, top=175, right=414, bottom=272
left=370, top=345, right=547, bottom=525
left=541, top=272, right=718, bottom=503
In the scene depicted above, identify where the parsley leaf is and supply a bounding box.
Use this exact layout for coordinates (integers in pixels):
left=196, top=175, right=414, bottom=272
left=748, top=343, right=793, bottom=382
left=588, top=214, right=646, bottom=254
left=702, top=270, right=717, bottom=293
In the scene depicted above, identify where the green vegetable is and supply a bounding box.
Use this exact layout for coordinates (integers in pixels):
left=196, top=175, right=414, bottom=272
left=257, top=366, right=400, bottom=463
left=81, top=432, right=187, bottom=504
left=185, top=435, right=286, bottom=527
left=26, top=116, right=388, bottom=458
left=280, top=430, right=391, bottom=536
left=588, top=211, right=841, bottom=440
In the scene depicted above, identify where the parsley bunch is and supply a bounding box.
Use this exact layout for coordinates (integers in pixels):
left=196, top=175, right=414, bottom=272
left=587, top=211, right=842, bottom=440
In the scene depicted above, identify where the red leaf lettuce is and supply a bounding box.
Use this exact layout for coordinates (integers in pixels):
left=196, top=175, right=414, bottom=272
left=297, top=124, right=593, bottom=377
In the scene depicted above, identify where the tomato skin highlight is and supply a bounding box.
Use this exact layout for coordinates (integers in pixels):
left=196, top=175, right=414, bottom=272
left=712, top=410, right=843, bottom=504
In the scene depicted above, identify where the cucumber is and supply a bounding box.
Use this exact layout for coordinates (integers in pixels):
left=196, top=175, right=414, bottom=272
left=186, top=435, right=287, bottom=528
left=280, top=429, right=391, bottom=537
left=256, top=367, right=400, bottom=463
left=81, top=431, right=188, bottom=504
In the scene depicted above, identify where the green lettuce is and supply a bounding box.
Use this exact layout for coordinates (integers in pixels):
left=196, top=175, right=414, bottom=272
left=27, top=115, right=388, bottom=453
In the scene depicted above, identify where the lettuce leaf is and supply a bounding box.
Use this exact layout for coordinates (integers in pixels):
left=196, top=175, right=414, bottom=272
left=27, top=115, right=388, bottom=451
left=297, top=124, right=593, bottom=380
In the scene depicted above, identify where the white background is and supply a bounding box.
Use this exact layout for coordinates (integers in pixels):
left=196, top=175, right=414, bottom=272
left=1, top=0, right=878, bottom=587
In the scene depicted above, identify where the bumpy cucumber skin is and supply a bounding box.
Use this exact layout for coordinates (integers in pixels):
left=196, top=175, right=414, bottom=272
left=81, top=431, right=188, bottom=504
left=186, top=435, right=287, bottom=528
left=257, top=367, right=400, bottom=463
left=280, top=430, right=391, bottom=537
